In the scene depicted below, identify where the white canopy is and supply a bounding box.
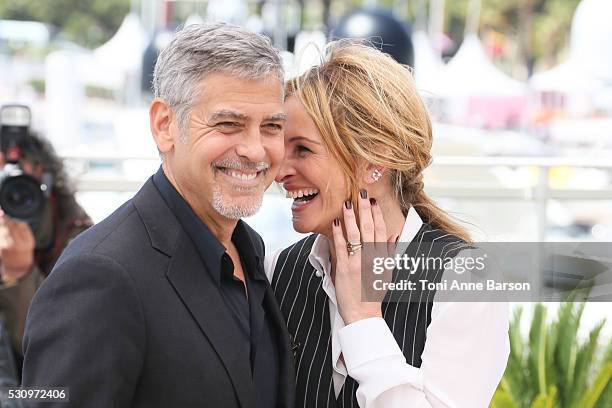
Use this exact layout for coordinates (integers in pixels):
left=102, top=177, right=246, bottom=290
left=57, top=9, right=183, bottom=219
left=529, top=0, right=611, bottom=105
left=292, top=31, right=326, bottom=78
left=0, top=20, right=49, bottom=46
left=427, top=35, right=528, bottom=127
left=530, top=59, right=598, bottom=92
left=206, top=0, right=247, bottom=24
left=184, top=13, right=205, bottom=27
left=432, top=34, right=527, bottom=98
left=412, top=30, right=445, bottom=94
left=570, top=0, right=612, bottom=81
left=94, top=13, right=148, bottom=73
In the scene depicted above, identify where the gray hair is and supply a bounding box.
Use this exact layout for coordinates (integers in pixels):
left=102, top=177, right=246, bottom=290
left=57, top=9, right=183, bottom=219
left=153, top=22, right=284, bottom=132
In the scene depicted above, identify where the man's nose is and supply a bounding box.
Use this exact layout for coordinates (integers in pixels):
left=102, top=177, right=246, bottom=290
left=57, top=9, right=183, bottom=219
left=236, top=128, right=266, bottom=162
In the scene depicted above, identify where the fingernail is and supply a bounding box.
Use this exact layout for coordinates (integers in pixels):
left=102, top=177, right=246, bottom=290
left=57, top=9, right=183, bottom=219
left=360, top=189, right=368, bottom=199
left=344, top=200, right=352, bottom=210
left=333, top=218, right=340, bottom=226
left=369, top=197, right=377, bottom=206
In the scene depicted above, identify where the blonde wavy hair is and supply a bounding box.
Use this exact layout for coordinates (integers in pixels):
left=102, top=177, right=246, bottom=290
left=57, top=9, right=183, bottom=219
left=286, top=40, right=471, bottom=242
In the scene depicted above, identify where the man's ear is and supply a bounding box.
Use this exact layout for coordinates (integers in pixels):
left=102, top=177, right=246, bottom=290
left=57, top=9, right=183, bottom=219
left=149, top=98, right=177, bottom=155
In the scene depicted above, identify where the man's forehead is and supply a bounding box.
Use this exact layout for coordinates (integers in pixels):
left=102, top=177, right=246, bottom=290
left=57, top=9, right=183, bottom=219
left=198, top=71, right=283, bottom=96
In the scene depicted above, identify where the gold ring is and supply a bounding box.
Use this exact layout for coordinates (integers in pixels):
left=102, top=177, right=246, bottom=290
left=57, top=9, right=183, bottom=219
left=347, top=241, right=362, bottom=256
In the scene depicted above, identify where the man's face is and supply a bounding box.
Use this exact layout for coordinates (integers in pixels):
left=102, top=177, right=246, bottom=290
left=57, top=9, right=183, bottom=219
left=163, top=72, right=286, bottom=221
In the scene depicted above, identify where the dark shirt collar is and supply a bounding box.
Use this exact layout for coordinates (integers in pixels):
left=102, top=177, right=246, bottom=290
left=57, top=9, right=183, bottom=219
left=152, top=166, right=266, bottom=284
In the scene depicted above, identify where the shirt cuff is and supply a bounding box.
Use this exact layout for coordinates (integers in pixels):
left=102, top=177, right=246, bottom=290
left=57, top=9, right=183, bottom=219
left=339, top=317, right=404, bottom=370
left=339, top=317, right=424, bottom=400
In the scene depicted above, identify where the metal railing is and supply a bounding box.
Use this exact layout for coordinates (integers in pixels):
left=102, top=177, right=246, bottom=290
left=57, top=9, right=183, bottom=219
left=63, top=154, right=612, bottom=242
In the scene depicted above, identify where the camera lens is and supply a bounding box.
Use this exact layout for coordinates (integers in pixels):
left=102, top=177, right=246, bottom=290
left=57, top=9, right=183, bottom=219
left=0, top=174, right=44, bottom=220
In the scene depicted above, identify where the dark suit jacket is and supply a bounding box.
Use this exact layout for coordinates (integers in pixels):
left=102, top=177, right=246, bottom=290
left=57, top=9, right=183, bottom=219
left=21, top=178, right=296, bottom=408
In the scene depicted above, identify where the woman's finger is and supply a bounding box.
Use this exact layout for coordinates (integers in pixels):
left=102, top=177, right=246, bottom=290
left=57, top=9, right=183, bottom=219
left=342, top=199, right=361, bottom=248
left=369, top=197, right=387, bottom=244
left=357, top=189, right=374, bottom=243
left=331, top=218, right=349, bottom=268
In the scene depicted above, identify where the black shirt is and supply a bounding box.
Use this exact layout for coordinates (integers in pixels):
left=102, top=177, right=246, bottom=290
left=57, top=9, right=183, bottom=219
left=153, top=167, right=278, bottom=408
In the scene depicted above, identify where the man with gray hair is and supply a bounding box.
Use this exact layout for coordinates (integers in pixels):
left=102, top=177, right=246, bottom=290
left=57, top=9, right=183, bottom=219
left=21, top=23, right=295, bottom=408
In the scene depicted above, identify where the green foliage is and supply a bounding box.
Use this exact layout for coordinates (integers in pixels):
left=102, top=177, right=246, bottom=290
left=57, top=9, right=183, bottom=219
left=491, top=389, right=520, bottom=408
left=493, top=301, right=612, bottom=408
left=531, top=386, right=556, bottom=408
left=27, top=78, right=44, bottom=94
left=0, top=0, right=130, bottom=48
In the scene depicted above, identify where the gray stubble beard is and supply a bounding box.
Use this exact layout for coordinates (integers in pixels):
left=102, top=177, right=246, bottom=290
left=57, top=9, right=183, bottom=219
left=211, top=179, right=265, bottom=220
left=210, top=158, right=270, bottom=220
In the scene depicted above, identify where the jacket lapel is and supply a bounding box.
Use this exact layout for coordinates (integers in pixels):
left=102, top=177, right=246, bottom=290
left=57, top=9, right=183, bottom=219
left=133, top=179, right=255, bottom=408
left=165, top=233, right=256, bottom=408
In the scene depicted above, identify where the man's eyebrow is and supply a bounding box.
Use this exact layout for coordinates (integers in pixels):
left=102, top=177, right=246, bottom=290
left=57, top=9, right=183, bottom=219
left=288, top=135, right=322, bottom=145
left=208, top=110, right=248, bottom=122
left=265, top=112, right=288, bottom=122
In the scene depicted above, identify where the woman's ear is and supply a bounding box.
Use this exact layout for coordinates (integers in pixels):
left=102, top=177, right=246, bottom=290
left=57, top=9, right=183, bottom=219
left=149, top=98, right=177, bottom=156
left=361, top=163, right=385, bottom=185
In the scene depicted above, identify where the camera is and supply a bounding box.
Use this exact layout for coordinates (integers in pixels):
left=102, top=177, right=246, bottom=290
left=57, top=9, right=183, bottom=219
left=0, top=105, right=47, bottom=221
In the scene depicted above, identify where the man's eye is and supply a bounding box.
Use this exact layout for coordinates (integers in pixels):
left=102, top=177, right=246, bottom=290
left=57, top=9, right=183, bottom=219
left=265, top=123, right=283, bottom=131
left=218, top=122, right=239, bottom=128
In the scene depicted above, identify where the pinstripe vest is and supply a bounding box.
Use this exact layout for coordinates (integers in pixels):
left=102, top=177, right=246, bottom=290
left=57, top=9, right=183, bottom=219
left=271, top=223, right=469, bottom=408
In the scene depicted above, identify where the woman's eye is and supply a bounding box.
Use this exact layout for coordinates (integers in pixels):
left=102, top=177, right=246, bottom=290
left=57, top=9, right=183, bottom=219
left=296, top=145, right=311, bottom=156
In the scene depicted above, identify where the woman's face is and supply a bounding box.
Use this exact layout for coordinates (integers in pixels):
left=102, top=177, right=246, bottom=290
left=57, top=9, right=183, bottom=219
left=275, top=96, right=349, bottom=235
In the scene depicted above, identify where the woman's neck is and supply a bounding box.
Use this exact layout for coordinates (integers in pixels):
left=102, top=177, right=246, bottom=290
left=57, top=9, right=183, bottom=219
left=327, top=197, right=406, bottom=284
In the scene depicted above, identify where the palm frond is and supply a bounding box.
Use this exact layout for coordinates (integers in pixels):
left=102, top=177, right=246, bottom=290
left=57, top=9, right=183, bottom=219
left=530, top=386, right=557, bottom=408
left=528, top=304, right=548, bottom=396
left=492, top=297, right=610, bottom=408
left=491, top=389, right=520, bottom=408
left=578, top=362, right=612, bottom=408
left=569, top=320, right=605, bottom=407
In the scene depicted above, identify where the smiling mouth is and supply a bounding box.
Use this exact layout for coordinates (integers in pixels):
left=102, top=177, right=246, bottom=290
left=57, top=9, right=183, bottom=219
left=216, top=167, right=265, bottom=181
left=286, top=188, right=319, bottom=203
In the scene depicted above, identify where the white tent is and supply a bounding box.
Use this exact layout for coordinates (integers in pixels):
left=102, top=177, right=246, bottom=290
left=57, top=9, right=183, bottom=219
left=529, top=0, right=612, bottom=116
left=184, top=13, right=205, bottom=27
left=94, top=13, right=148, bottom=73
left=531, top=60, right=578, bottom=92
left=531, top=0, right=612, bottom=90
left=430, top=34, right=528, bottom=127
left=570, top=0, right=612, bottom=81
left=207, top=0, right=247, bottom=25
left=0, top=20, right=49, bottom=46
left=433, top=34, right=526, bottom=98
left=292, top=31, right=326, bottom=78
left=412, top=30, right=445, bottom=94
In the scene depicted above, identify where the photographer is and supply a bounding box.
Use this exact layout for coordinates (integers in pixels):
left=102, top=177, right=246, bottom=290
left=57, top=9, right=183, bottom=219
left=0, top=106, right=92, bottom=385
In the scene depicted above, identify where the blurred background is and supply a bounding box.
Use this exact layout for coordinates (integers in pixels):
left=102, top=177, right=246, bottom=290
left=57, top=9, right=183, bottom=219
left=0, top=0, right=610, bottom=405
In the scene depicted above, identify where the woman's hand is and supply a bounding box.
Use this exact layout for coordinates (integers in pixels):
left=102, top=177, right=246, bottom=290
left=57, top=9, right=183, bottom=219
left=332, top=190, right=396, bottom=325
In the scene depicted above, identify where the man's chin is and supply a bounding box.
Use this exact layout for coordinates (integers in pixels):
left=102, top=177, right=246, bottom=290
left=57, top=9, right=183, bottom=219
left=212, top=194, right=264, bottom=220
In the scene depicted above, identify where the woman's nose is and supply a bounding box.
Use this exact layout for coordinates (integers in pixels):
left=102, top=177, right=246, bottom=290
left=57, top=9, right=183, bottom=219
left=274, top=157, right=295, bottom=183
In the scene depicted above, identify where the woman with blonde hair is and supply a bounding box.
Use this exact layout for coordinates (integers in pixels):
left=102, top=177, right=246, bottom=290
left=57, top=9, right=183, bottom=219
left=265, top=40, right=509, bottom=407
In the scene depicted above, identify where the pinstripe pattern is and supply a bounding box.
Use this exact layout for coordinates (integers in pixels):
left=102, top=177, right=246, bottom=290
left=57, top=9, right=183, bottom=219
left=314, top=336, right=332, bottom=406
left=272, top=228, right=469, bottom=407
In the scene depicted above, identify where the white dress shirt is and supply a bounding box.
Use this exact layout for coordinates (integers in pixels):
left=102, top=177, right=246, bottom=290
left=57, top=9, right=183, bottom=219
left=264, top=207, right=510, bottom=408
